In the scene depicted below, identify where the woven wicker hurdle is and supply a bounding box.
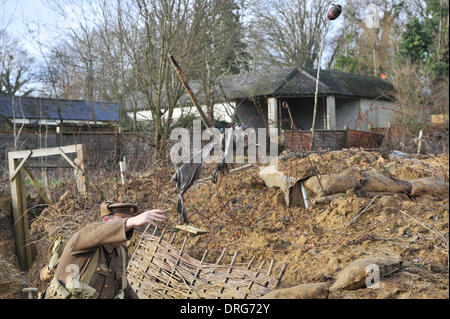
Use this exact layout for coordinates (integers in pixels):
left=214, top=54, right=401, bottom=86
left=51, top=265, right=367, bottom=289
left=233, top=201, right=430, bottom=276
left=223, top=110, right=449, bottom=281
left=127, top=226, right=287, bottom=299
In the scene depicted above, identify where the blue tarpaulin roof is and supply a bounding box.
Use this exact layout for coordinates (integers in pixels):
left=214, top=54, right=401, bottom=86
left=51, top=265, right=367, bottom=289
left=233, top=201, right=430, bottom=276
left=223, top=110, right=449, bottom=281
left=0, top=96, right=120, bottom=122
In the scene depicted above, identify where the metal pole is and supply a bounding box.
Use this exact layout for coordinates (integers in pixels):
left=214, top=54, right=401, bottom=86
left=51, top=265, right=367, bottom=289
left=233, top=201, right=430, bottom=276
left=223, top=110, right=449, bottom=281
left=311, top=22, right=328, bottom=150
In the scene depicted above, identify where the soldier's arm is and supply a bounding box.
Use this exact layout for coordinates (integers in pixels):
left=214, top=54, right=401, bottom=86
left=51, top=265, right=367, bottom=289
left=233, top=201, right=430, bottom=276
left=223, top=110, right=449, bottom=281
left=69, top=219, right=133, bottom=255
left=124, top=281, right=139, bottom=299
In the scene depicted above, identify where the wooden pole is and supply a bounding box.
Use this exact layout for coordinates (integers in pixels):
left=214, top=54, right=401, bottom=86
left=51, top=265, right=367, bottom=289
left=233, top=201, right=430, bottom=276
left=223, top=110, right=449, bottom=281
left=168, top=54, right=212, bottom=128
left=75, top=144, right=88, bottom=196
left=42, top=168, right=53, bottom=203
left=417, top=130, right=423, bottom=155
left=119, top=160, right=126, bottom=185
left=8, top=154, right=32, bottom=270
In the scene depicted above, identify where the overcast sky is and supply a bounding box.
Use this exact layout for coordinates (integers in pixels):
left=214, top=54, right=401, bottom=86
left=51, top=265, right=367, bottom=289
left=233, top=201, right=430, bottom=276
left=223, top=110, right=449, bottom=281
left=2, top=0, right=58, bottom=58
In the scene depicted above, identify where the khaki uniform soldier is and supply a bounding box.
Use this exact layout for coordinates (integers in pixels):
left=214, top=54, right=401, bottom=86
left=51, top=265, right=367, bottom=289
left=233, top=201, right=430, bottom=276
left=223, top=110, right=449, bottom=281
left=44, top=202, right=166, bottom=299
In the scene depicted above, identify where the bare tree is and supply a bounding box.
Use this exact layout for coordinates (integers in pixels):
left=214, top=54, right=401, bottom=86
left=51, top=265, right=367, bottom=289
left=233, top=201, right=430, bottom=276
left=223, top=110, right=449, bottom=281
left=249, top=0, right=331, bottom=69
left=340, top=0, right=407, bottom=76
left=0, top=33, right=34, bottom=96
left=40, top=0, right=221, bottom=160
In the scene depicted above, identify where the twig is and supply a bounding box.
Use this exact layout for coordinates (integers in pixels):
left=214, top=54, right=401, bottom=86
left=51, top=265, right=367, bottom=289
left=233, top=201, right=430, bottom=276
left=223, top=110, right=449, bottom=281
left=399, top=210, right=449, bottom=249
left=344, top=195, right=380, bottom=230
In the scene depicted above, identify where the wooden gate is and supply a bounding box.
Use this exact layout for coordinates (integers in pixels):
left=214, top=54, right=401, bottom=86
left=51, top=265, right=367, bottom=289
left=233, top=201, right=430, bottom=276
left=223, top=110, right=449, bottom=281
left=8, top=144, right=88, bottom=270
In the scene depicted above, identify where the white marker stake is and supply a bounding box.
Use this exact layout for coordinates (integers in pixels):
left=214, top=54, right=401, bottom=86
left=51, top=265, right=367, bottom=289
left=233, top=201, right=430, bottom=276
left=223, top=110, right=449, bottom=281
left=417, top=130, right=423, bottom=155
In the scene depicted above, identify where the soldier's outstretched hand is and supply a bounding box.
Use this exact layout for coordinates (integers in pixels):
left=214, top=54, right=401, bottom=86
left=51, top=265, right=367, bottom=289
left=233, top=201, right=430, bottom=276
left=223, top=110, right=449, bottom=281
left=126, top=209, right=166, bottom=230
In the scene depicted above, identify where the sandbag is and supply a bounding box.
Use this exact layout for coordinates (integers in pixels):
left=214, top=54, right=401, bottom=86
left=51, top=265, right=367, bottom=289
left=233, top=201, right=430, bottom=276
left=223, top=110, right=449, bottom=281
left=260, top=282, right=330, bottom=299
left=312, top=193, right=347, bottom=205
left=304, top=168, right=365, bottom=197
left=360, top=170, right=411, bottom=193
left=330, top=255, right=402, bottom=291
left=410, top=177, right=449, bottom=197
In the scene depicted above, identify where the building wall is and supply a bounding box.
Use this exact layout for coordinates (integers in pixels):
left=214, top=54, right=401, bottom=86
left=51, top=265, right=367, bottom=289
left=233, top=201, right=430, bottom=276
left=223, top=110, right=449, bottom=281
left=334, top=97, right=397, bottom=130
left=335, top=97, right=360, bottom=130
left=130, top=102, right=235, bottom=124
left=359, top=98, right=397, bottom=129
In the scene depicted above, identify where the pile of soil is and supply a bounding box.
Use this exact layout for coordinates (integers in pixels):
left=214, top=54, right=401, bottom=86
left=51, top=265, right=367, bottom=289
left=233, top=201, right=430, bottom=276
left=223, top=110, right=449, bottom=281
left=164, top=150, right=449, bottom=299
left=8, top=149, right=448, bottom=299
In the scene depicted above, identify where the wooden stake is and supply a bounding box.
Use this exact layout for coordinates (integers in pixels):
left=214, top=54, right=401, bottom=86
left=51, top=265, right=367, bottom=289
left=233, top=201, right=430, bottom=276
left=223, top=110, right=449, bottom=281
left=8, top=154, right=32, bottom=270
left=417, top=130, right=423, bottom=155
left=274, top=264, right=288, bottom=288
left=75, top=144, right=88, bottom=196
left=42, top=168, right=53, bottom=203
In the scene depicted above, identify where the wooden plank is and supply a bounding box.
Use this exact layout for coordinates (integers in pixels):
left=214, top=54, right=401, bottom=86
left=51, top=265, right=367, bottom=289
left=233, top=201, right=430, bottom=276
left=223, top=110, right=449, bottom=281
left=57, top=147, right=79, bottom=170
left=26, top=163, right=72, bottom=168
left=174, top=225, right=208, bottom=235
left=9, top=144, right=77, bottom=159
left=9, top=150, right=32, bottom=181
left=22, top=167, right=52, bottom=205
left=42, top=168, right=53, bottom=203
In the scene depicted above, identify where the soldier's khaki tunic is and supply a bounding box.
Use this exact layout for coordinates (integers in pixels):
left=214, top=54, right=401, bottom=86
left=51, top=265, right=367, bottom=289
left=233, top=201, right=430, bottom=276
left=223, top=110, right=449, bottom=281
left=45, top=218, right=138, bottom=299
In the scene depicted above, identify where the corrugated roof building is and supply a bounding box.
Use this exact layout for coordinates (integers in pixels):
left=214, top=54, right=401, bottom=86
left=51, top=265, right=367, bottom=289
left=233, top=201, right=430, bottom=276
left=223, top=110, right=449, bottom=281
left=0, top=96, right=121, bottom=125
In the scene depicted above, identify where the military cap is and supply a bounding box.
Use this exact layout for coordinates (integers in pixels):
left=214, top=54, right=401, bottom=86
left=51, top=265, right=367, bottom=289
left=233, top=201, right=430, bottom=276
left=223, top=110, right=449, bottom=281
left=100, top=201, right=138, bottom=218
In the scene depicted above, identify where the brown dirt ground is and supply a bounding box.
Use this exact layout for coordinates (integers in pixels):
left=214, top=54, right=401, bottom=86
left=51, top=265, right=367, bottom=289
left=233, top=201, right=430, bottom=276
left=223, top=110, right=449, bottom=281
left=1, top=149, right=448, bottom=299
left=0, top=197, right=27, bottom=298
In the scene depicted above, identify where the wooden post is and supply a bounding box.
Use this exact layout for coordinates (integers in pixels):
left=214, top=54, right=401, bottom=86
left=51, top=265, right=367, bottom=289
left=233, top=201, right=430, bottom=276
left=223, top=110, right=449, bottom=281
left=56, top=126, right=63, bottom=147
left=344, top=125, right=349, bottom=147
left=42, top=168, right=53, bottom=203
left=326, top=96, right=336, bottom=130
left=8, top=154, right=32, bottom=270
left=417, top=130, right=423, bottom=155
left=268, top=97, right=278, bottom=139
left=75, top=144, right=88, bottom=196
left=387, top=122, right=392, bottom=149
left=119, top=161, right=125, bottom=185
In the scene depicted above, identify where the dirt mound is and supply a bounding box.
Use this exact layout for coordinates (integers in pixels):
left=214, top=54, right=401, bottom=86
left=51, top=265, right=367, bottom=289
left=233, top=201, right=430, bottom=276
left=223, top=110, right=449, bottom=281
left=20, top=149, right=449, bottom=299
left=164, top=150, right=449, bottom=299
